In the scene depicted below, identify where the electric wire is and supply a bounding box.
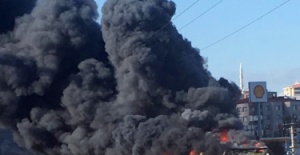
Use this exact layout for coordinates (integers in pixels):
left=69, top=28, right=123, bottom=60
left=150, top=0, right=223, bottom=51
left=201, top=0, right=290, bottom=51
left=177, top=0, right=290, bottom=62
left=178, top=0, right=223, bottom=31
left=152, top=0, right=201, bottom=36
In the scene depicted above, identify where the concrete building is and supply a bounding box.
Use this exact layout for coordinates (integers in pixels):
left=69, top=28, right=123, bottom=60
left=283, top=82, right=300, bottom=100
left=237, top=95, right=300, bottom=138
left=237, top=64, right=300, bottom=139
left=241, top=89, right=277, bottom=99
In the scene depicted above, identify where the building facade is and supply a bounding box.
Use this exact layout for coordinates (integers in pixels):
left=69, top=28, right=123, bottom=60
left=283, top=82, right=300, bottom=100
left=237, top=95, right=300, bottom=138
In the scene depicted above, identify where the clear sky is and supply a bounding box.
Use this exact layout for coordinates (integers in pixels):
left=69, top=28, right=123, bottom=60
left=96, top=0, right=300, bottom=94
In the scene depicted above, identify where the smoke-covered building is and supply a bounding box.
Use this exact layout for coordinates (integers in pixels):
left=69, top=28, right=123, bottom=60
left=237, top=95, right=300, bottom=138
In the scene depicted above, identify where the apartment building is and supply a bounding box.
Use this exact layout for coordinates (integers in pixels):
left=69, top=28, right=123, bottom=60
left=283, top=82, right=300, bottom=100
left=237, top=96, right=300, bottom=138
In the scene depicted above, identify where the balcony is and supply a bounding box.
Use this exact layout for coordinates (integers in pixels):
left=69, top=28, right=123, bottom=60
left=248, top=115, right=263, bottom=122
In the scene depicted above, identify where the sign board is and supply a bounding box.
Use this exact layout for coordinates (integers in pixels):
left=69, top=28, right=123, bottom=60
left=248, top=82, right=268, bottom=103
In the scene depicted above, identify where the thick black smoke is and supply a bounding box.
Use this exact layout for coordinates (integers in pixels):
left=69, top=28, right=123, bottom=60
left=0, top=0, right=247, bottom=155
left=0, top=0, right=36, bottom=33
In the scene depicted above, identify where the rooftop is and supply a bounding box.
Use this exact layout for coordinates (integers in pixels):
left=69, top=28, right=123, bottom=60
left=292, top=82, right=300, bottom=88
left=284, top=82, right=300, bottom=89
left=238, top=96, right=298, bottom=104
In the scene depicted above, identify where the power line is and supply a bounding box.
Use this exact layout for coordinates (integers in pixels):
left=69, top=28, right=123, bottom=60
left=201, top=0, right=291, bottom=51
left=153, top=0, right=201, bottom=36
left=178, top=0, right=223, bottom=31
left=172, top=0, right=201, bottom=21
left=177, top=0, right=290, bottom=62
left=151, top=0, right=223, bottom=50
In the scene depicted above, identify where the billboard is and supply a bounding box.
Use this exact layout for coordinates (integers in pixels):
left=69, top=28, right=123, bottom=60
left=248, top=82, right=268, bottom=103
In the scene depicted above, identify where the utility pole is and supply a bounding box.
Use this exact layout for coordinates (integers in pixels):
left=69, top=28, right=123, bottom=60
left=283, top=116, right=299, bottom=155
left=290, top=122, right=296, bottom=155
left=257, top=102, right=262, bottom=140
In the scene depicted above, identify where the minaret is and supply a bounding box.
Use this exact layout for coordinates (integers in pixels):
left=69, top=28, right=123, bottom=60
left=239, top=63, right=244, bottom=91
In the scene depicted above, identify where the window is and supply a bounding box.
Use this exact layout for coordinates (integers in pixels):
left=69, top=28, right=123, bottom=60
left=293, top=105, right=298, bottom=111
left=237, top=107, right=241, bottom=112
left=266, top=106, right=270, bottom=111
left=243, top=107, right=247, bottom=112
left=251, top=107, right=255, bottom=112
left=276, top=115, right=281, bottom=119
left=243, top=116, right=248, bottom=122
left=266, top=115, right=271, bottom=120
left=295, top=92, right=300, bottom=95
left=275, top=105, right=281, bottom=111
left=248, top=116, right=251, bottom=121
left=254, top=126, right=258, bottom=130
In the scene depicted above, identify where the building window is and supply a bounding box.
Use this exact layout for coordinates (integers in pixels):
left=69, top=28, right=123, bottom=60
left=266, top=115, right=271, bottom=120
left=236, top=107, right=241, bottom=112
left=276, top=115, right=281, bottom=119
left=266, top=106, right=270, bottom=111
left=251, top=107, right=255, bottom=112
left=265, top=124, right=271, bottom=129
left=293, top=105, right=298, bottom=111
left=243, top=107, right=247, bottom=112
left=275, top=105, right=281, bottom=111
left=243, top=116, right=248, bottom=122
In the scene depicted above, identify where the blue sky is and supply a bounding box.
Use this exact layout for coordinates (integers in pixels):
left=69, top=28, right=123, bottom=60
left=96, top=0, right=300, bottom=94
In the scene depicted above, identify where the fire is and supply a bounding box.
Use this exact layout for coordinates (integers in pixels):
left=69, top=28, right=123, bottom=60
left=164, top=150, right=200, bottom=155
left=218, top=129, right=229, bottom=142
left=189, top=150, right=196, bottom=155
left=255, top=142, right=262, bottom=147
left=255, top=142, right=265, bottom=153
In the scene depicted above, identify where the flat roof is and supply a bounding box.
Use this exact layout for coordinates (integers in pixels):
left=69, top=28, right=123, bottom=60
left=238, top=97, right=298, bottom=104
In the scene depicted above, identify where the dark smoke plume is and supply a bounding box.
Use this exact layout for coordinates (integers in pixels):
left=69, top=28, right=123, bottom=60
left=0, top=0, right=36, bottom=33
left=0, top=0, right=246, bottom=155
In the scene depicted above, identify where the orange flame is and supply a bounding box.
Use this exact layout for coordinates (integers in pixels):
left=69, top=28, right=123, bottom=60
left=164, top=150, right=198, bottom=155
left=255, top=142, right=265, bottom=153
left=255, top=142, right=261, bottom=147
left=218, top=129, right=229, bottom=142
left=189, top=150, right=196, bottom=155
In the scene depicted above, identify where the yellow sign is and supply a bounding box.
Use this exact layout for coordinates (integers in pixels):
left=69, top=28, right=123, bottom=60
left=254, top=85, right=265, bottom=98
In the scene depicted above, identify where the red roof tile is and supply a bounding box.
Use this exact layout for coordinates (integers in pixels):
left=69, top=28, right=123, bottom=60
left=292, top=83, right=300, bottom=88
